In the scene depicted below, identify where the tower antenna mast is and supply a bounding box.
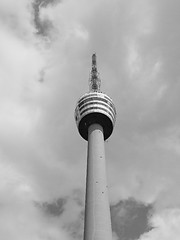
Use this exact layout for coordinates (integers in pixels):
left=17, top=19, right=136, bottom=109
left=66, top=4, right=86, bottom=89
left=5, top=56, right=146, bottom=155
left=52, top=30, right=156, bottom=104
left=89, top=53, right=101, bottom=92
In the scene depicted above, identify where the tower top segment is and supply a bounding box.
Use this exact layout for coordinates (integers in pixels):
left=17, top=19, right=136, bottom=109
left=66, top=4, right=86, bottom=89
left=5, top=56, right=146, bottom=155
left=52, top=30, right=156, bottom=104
left=89, top=53, right=101, bottom=92
left=75, top=54, right=116, bottom=140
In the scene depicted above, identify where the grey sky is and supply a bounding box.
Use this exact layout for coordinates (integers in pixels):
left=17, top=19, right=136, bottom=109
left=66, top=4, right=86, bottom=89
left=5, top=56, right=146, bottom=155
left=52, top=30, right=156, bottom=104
left=0, top=0, right=180, bottom=239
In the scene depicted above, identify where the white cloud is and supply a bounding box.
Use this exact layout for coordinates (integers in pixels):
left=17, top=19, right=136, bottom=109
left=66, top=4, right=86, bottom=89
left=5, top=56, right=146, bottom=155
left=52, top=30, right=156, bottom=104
left=0, top=155, right=72, bottom=240
left=139, top=209, right=180, bottom=240
left=0, top=0, right=35, bottom=39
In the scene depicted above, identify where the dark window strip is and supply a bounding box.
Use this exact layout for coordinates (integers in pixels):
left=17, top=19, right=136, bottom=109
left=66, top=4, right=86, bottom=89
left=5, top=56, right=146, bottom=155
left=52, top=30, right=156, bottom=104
left=80, top=106, right=115, bottom=121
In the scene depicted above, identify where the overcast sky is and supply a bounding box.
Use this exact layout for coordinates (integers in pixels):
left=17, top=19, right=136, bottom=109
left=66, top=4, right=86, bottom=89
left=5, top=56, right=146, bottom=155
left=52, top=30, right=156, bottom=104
left=1, top=0, right=180, bottom=239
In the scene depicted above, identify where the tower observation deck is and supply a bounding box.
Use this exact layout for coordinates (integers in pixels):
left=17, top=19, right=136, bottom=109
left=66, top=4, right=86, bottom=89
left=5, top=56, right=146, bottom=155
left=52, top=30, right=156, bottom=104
left=75, top=54, right=116, bottom=240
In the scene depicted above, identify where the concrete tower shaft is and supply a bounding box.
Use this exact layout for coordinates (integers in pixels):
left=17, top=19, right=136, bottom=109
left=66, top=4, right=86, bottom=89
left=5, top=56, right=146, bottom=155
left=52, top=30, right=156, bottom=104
left=74, top=54, right=116, bottom=240
left=84, top=123, right=112, bottom=240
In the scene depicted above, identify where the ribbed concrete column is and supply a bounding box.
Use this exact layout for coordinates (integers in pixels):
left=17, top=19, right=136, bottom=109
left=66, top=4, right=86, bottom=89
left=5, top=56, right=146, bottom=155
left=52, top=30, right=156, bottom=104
left=83, top=123, right=112, bottom=240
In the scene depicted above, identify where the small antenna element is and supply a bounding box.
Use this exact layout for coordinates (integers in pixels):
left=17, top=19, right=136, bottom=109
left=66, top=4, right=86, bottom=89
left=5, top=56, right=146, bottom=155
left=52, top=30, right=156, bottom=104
left=89, top=53, right=101, bottom=92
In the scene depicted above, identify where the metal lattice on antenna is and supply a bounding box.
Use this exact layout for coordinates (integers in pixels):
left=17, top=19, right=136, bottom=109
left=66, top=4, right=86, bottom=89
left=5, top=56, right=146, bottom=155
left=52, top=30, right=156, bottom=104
left=89, top=53, right=101, bottom=92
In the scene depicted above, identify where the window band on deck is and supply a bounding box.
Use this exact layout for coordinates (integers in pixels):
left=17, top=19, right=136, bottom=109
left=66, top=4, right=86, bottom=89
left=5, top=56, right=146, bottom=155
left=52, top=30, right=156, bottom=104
left=80, top=106, right=115, bottom=122
left=78, top=97, right=116, bottom=113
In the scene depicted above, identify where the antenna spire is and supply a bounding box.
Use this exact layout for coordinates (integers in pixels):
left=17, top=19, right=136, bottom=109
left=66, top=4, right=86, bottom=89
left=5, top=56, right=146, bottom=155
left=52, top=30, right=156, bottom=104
left=89, top=53, right=101, bottom=92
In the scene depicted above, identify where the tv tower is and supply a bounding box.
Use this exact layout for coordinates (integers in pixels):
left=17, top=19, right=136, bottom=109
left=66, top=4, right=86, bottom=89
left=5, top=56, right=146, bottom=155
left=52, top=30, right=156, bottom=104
left=75, top=54, right=116, bottom=240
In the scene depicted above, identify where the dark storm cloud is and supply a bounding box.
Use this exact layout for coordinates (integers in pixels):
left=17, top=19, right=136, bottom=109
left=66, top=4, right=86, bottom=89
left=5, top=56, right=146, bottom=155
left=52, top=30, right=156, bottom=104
left=36, top=198, right=67, bottom=216
left=32, top=0, right=61, bottom=36
left=37, top=191, right=84, bottom=239
left=111, top=198, right=153, bottom=240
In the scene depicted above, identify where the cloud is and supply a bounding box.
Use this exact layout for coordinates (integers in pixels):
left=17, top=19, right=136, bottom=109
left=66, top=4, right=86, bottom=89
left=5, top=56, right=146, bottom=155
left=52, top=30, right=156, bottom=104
left=0, top=157, right=72, bottom=240
left=139, top=208, right=180, bottom=240
left=33, top=0, right=62, bottom=37
left=111, top=198, right=153, bottom=240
